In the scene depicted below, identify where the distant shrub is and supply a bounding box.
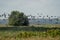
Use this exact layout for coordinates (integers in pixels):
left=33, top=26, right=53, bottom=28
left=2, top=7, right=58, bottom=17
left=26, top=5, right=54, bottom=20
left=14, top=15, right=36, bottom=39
left=8, top=11, right=29, bottom=26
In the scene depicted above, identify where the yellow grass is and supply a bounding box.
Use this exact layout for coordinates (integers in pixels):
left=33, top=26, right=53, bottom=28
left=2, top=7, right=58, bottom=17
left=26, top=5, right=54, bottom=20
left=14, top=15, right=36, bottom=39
left=30, top=24, right=60, bottom=28
left=0, top=37, right=60, bottom=40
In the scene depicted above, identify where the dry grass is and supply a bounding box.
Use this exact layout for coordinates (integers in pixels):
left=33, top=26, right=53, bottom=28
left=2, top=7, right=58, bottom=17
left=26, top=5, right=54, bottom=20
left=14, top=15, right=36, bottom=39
left=30, top=24, right=60, bottom=28
left=0, top=37, right=60, bottom=40
left=20, top=37, right=60, bottom=40
left=0, top=24, right=6, bottom=27
left=0, top=24, right=60, bottom=27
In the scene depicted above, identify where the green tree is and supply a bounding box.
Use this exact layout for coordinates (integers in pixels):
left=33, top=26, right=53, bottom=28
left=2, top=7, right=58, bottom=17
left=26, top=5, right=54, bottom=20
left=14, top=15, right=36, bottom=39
left=8, top=11, right=29, bottom=26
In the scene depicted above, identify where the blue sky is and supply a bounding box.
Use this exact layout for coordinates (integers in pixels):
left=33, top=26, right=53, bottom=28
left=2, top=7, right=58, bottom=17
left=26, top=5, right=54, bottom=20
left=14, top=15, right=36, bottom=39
left=0, top=0, right=60, bottom=16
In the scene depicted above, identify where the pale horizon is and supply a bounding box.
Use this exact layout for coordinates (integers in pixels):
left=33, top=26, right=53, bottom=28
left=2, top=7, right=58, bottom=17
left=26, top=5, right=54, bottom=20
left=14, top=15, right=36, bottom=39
left=0, top=0, right=60, bottom=16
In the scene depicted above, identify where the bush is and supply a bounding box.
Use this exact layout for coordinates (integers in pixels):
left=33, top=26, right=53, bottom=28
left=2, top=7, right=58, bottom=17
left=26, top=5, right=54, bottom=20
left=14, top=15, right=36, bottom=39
left=8, top=11, right=29, bottom=26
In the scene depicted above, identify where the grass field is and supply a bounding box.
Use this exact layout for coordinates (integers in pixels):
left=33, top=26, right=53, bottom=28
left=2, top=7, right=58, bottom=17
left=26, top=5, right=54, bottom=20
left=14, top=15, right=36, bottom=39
left=0, top=24, right=60, bottom=40
left=0, top=24, right=60, bottom=27
left=0, top=29, right=60, bottom=40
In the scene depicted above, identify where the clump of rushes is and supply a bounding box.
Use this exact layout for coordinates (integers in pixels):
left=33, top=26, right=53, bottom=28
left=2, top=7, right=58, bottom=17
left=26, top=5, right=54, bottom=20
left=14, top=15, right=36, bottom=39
left=47, top=29, right=60, bottom=37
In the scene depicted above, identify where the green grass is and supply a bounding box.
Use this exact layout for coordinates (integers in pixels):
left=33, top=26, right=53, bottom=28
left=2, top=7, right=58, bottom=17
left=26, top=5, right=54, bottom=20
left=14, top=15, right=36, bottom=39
left=0, top=29, right=60, bottom=40
left=0, top=24, right=60, bottom=40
